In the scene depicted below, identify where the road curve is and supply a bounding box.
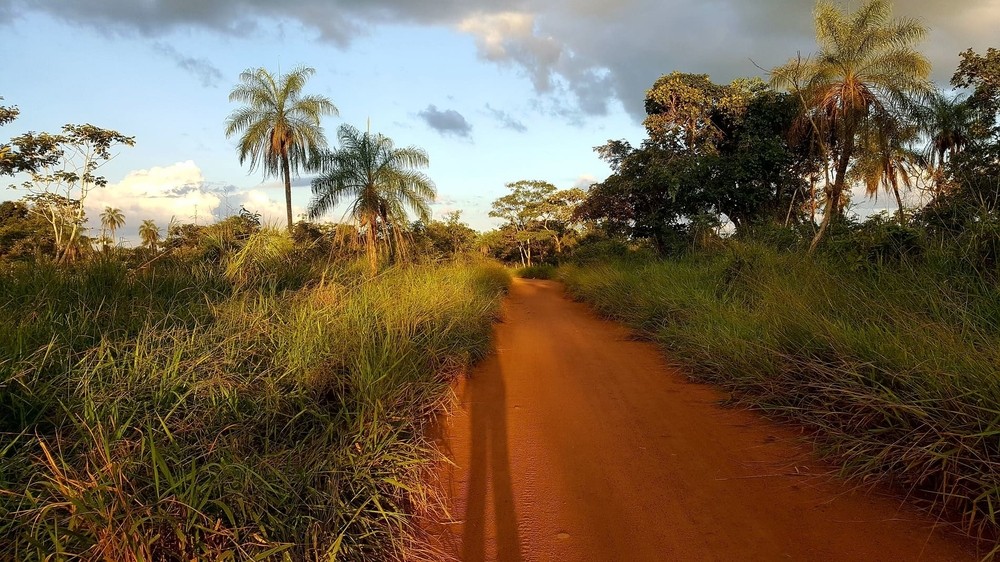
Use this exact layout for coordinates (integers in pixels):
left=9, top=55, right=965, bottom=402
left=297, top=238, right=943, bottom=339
left=434, top=279, right=978, bottom=561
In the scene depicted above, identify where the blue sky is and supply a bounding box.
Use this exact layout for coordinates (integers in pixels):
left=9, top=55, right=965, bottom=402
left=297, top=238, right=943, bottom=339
left=1, top=1, right=997, bottom=239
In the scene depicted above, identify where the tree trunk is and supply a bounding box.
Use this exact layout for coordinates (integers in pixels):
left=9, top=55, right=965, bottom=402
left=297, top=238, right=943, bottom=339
left=281, top=154, right=293, bottom=232
left=367, top=221, right=378, bottom=275
left=893, top=179, right=905, bottom=224
left=809, top=124, right=856, bottom=253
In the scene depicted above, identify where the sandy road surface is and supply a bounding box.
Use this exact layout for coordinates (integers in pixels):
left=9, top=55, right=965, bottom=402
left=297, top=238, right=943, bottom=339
left=435, top=279, right=978, bottom=561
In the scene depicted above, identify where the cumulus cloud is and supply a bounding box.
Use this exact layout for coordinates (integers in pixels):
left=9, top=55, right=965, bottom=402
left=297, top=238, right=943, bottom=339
left=4, top=0, right=998, bottom=120
left=573, top=174, right=598, bottom=190
left=153, top=43, right=223, bottom=87
left=86, top=161, right=296, bottom=243
left=418, top=105, right=473, bottom=139
left=485, top=103, right=527, bottom=132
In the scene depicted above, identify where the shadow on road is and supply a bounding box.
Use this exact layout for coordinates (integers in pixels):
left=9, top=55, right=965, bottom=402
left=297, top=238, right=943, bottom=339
left=461, top=355, right=524, bottom=562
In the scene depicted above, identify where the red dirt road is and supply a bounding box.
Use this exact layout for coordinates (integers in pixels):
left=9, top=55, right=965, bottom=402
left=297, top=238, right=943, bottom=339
left=435, top=279, right=979, bottom=561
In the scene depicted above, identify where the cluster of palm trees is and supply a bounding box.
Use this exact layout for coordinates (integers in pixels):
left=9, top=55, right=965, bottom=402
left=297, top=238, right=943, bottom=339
left=770, top=0, right=978, bottom=251
left=96, top=207, right=160, bottom=252
left=224, top=66, right=436, bottom=273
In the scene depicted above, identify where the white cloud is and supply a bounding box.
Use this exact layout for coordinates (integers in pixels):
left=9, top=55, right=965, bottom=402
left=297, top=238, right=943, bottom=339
left=85, top=161, right=296, bottom=242
left=573, top=174, right=597, bottom=190
left=6, top=0, right=999, bottom=120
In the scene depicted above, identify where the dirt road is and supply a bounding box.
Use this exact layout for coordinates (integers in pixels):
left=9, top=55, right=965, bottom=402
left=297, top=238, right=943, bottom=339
left=435, top=279, right=978, bottom=561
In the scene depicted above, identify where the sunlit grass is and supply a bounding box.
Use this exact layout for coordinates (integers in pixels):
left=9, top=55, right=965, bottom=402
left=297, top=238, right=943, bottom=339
left=0, top=254, right=510, bottom=560
left=561, top=244, right=1000, bottom=541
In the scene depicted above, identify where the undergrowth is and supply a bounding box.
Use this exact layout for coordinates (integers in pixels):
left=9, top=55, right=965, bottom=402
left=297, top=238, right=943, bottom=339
left=516, top=264, right=557, bottom=279
left=0, top=254, right=510, bottom=560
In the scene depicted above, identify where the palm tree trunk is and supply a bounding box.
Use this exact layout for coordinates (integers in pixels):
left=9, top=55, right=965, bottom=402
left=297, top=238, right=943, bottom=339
left=367, top=221, right=378, bottom=275
left=892, top=176, right=905, bottom=224
left=281, top=153, right=293, bottom=232
left=809, top=126, right=855, bottom=253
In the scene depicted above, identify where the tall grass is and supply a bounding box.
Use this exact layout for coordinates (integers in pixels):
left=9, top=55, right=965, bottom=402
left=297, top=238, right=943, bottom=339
left=0, top=255, right=509, bottom=560
left=561, top=245, right=1000, bottom=542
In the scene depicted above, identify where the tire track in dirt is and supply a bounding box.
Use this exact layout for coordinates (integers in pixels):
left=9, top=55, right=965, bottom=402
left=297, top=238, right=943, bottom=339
left=435, top=279, right=978, bottom=561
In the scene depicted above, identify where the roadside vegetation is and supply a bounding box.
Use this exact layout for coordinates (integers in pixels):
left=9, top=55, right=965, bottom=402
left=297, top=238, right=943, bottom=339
left=545, top=0, right=1000, bottom=547
left=0, top=68, right=511, bottom=559
left=561, top=239, right=1000, bottom=542
left=0, top=239, right=509, bottom=560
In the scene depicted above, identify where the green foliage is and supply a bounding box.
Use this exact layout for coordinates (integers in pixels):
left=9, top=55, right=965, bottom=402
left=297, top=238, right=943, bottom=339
left=309, top=124, right=436, bottom=274
left=562, top=245, right=1000, bottom=539
left=580, top=76, right=810, bottom=252
left=99, top=206, right=125, bottom=249
left=4, top=124, right=134, bottom=262
left=138, top=219, right=160, bottom=251
left=516, top=264, right=557, bottom=279
left=411, top=211, right=478, bottom=260
left=489, top=180, right=584, bottom=266
left=771, top=0, right=931, bottom=250
left=0, top=199, right=56, bottom=260
left=0, top=258, right=510, bottom=560
left=953, top=47, right=1000, bottom=138
left=225, top=66, right=338, bottom=231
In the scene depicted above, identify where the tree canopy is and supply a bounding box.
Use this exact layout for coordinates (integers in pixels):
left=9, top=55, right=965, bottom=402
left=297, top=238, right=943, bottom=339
left=225, top=66, right=338, bottom=231
left=309, top=124, right=436, bottom=273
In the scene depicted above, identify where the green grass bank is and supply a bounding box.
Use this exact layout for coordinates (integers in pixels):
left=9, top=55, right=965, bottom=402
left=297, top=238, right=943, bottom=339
left=0, top=256, right=510, bottom=560
left=561, top=245, right=1000, bottom=543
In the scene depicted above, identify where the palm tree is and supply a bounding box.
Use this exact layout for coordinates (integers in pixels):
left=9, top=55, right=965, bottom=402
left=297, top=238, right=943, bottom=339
left=917, top=92, right=977, bottom=192
left=308, top=124, right=437, bottom=274
left=139, top=219, right=160, bottom=252
left=771, top=0, right=931, bottom=251
left=99, top=206, right=125, bottom=249
left=851, top=118, right=921, bottom=223
left=225, top=66, right=338, bottom=231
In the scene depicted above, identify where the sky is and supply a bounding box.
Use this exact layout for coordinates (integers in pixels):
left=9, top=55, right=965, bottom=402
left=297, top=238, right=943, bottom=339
left=1, top=0, right=999, bottom=241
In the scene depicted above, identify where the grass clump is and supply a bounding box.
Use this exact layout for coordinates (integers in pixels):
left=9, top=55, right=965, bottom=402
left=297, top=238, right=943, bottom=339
left=560, top=244, right=1000, bottom=541
left=516, top=263, right=557, bottom=279
left=0, top=258, right=510, bottom=560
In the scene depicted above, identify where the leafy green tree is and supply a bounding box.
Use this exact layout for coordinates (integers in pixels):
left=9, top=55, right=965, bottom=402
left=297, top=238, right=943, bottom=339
left=537, top=188, right=586, bottom=254
left=225, top=66, right=338, bottom=231
left=139, top=219, right=160, bottom=252
left=581, top=78, right=810, bottom=249
left=490, top=180, right=559, bottom=267
left=0, top=199, right=55, bottom=260
left=939, top=48, right=1000, bottom=209
left=308, top=124, right=436, bottom=273
left=644, top=73, right=766, bottom=154
left=0, top=98, right=17, bottom=127
left=413, top=210, right=478, bottom=259
left=771, top=0, right=931, bottom=251
left=99, top=206, right=125, bottom=249
left=477, top=226, right=522, bottom=263
left=0, top=97, right=17, bottom=166
left=953, top=47, right=1000, bottom=132
left=6, top=124, right=134, bottom=262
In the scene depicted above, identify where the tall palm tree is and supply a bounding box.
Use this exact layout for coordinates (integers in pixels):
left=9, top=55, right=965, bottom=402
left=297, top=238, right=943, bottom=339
left=99, top=206, right=125, bottom=249
left=308, top=124, right=437, bottom=274
left=917, top=91, right=977, bottom=192
left=225, top=66, right=338, bottom=231
left=771, top=0, right=931, bottom=251
left=851, top=118, right=921, bottom=223
left=139, top=219, right=160, bottom=252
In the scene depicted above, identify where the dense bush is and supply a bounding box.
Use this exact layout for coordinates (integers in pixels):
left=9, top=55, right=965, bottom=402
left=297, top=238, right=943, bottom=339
left=0, top=256, right=510, bottom=560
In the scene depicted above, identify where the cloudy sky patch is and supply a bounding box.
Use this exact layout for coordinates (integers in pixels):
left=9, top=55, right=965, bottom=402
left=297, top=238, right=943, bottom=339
left=2, top=0, right=998, bottom=230
left=418, top=105, right=473, bottom=139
